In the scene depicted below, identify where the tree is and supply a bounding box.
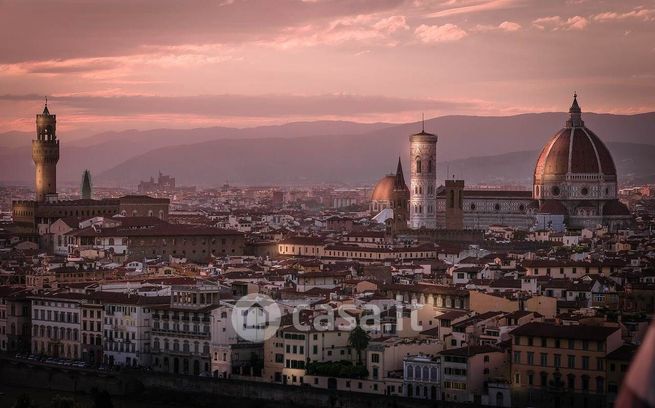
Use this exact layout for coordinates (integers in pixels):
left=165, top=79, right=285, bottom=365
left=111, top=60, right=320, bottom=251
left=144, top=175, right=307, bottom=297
left=348, top=326, right=370, bottom=365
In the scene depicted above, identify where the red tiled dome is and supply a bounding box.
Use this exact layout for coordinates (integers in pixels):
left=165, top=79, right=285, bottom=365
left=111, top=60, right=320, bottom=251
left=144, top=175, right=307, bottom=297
left=371, top=175, right=397, bottom=201
left=534, top=95, right=617, bottom=184
left=371, top=158, right=409, bottom=201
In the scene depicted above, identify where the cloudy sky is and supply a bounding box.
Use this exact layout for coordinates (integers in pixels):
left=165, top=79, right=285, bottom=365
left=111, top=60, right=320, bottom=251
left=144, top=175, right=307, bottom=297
left=1, top=0, right=654, bottom=134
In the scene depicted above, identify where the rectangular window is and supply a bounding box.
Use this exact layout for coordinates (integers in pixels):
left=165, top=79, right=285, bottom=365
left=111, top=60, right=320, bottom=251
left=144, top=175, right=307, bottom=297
left=582, top=356, right=589, bottom=370
left=597, top=358, right=604, bottom=371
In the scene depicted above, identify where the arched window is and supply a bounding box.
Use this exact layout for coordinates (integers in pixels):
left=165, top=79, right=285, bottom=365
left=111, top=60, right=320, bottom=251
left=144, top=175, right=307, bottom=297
left=416, top=158, right=422, bottom=174
left=496, top=392, right=504, bottom=406
left=428, top=159, right=433, bottom=173
left=415, top=365, right=421, bottom=379
left=407, top=365, right=414, bottom=379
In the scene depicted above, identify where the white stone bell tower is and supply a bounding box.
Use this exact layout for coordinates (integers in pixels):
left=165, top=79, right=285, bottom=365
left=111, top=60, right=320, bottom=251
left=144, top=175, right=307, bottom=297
left=409, top=118, right=438, bottom=229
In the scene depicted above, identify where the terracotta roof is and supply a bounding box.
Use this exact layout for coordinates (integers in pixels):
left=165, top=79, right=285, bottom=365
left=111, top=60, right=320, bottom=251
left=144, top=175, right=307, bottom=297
left=603, top=200, right=631, bottom=216
left=439, top=345, right=501, bottom=357
left=69, top=223, right=241, bottom=238
left=538, top=200, right=568, bottom=215
left=606, top=344, right=638, bottom=362
left=436, top=189, right=532, bottom=199
left=510, top=322, right=619, bottom=341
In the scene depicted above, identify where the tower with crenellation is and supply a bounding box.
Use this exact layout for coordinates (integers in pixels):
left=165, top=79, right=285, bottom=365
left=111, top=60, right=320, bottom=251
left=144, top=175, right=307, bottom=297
left=33, top=100, right=59, bottom=202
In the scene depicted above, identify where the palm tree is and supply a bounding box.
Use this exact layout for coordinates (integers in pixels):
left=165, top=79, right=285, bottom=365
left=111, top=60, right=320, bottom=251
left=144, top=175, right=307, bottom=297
left=348, top=326, right=370, bottom=365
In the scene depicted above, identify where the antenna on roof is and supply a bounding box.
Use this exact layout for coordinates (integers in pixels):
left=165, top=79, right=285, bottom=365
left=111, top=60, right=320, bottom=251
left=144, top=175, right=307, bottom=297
left=45, top=96, right=47, bottom=107
left=421, top=113, right=425, bottom=132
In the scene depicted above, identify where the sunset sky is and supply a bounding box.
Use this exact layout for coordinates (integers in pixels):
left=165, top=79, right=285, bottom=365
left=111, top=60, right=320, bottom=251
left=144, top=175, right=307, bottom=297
left=1, top=0, right=654, bottom=135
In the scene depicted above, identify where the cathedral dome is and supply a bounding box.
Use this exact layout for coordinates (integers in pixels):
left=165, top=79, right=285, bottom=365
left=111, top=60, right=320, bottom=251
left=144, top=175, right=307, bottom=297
left=533, top=94, right=617, bottom=202
left=534, top=128, right=617, bottom=183
left=371, top=175, right=396, bottom=201
left=534, top=94, right=616, bottom=184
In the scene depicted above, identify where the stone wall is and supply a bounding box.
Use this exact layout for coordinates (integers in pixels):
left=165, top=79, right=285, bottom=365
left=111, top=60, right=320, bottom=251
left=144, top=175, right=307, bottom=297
left=0, top=357, right=477, bottom=408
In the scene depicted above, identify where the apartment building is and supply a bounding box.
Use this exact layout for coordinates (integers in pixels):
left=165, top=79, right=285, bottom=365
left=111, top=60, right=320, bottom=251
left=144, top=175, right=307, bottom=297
left=101, top=293, right=168, bottom=367
left=0, top=286, right=30, bottom=353
left=150, top=285, right=217, bottom=376
left=439, top=345, right=507, bottom=404
left=264, top=325, right=354, bottom=385
left=30, top=292, right=85, bottom=359
left=510, top=322, right=623, bottom=407
left=210, top=301, right=263, bottom=378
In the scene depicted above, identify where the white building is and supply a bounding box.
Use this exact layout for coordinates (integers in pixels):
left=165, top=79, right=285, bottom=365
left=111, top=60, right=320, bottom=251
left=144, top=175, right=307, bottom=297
left=101, top=292, right=168, bottom=367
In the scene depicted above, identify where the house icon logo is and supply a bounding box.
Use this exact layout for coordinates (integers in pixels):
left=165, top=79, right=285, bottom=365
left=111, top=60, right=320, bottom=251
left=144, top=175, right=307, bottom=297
left=231, top=293, right=281, bottom=342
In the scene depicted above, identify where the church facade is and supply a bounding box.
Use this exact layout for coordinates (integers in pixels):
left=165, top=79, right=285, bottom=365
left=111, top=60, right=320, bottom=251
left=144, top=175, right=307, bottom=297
left=370, top=94, right=632, bottom=232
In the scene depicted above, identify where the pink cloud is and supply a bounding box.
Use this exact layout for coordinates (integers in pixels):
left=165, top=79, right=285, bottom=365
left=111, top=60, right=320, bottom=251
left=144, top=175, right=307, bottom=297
left=425, top=0, right=520, bottom=18
left=415, top=24, right=467, bottom=43
left=474, top=21, right=521, bottom=32
left=498, top=21, right=521, bottom=32
left=593, top=8, right=655, bottom=23
left=532, top=15, right=588, bottom=31
left=265, top=14, right=409, bottom=49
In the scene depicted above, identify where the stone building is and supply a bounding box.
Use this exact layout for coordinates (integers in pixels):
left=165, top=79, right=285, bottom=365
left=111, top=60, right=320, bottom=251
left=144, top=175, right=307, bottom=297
left=436, top=187, right=535, bottom=230
left=30, top=292, right=85, bottom=359
left=101, top=293, right=168, bottom=367
left=65, top=219, right=243, bottom=263
left=150, top=285, right=217, bottom=376
left=533, top=94, right=632, bottom=230
left=510, top=322, right=623, bottom=407
left=11, top=104, right=171, bottom=247
left=33, top=101, right=59, bottom=203
left=409, top=125, right=438, bottom=229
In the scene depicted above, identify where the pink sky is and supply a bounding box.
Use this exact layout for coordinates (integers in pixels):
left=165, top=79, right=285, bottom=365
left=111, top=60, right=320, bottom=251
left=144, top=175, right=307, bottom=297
left=1, top=0, right=654, bottom=134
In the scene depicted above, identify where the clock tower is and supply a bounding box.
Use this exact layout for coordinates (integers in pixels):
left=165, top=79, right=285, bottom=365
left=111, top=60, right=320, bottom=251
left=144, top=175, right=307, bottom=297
left=33, top=99, right=59, bottom=202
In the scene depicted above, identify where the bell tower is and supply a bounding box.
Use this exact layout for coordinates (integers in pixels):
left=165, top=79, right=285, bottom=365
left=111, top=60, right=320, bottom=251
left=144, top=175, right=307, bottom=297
left=33, top=99, right=59, bottom=202
left=409, top=117, right=438, bottom=229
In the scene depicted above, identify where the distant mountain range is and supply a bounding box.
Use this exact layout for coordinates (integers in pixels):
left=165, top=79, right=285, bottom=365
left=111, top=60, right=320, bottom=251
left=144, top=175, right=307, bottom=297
left=0, top=112, right=653, bottom=187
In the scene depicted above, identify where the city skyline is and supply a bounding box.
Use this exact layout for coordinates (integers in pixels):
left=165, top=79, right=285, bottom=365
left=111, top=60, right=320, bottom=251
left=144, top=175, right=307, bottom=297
left=1, top=0, right=654, bottom=134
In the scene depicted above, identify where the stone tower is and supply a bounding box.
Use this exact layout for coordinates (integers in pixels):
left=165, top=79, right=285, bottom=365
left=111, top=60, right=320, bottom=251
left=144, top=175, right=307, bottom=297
left=445, top=179, right=465, bottom=230
left=409, top=122, right=438, bottom=229
left=391, top=157, right=409, bottom=232
left=81, top=169, right=92, bottom=200
left=33, top=101, right=59, bottom=202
